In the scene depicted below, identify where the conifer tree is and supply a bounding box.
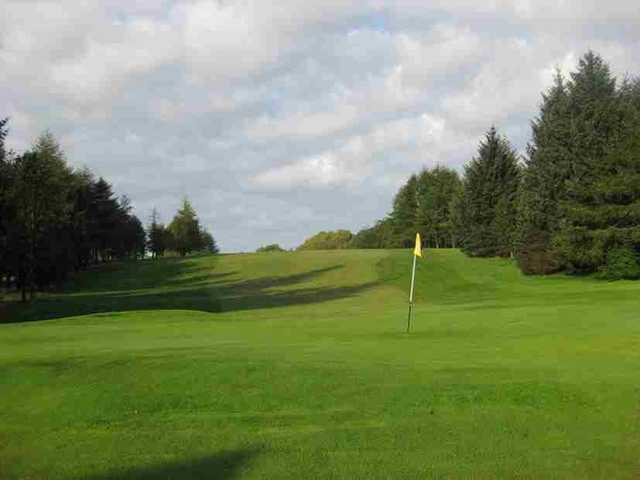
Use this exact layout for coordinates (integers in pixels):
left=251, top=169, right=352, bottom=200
left=517, top=71, right=571, bottom=273
left=168, top=198, right=202, bottom=256
left=11, top=133, right=73, bottom=300
left=415, top=166, right=462, bottom=248
left=461, top=126, right=520, bottom=257
left=390, top=174, right=419, bottom=247
left=147, top=208, right=168, bottom=258
left=554, top=52, right=628, bottom=273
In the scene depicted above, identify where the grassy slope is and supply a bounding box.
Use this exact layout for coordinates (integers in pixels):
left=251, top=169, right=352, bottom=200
left=1, top=249, right=639, bottom=479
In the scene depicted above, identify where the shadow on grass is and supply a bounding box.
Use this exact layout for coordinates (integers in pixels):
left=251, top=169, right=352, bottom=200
left=3, top=263, right=379, bottom=323
left=84, top=447, right=260, bottom=480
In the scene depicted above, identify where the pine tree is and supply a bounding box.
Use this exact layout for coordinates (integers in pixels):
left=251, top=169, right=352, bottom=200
left=168, top=198, right=202, bottom=256
left=147, top=208, right=167, bottom=258
left=87, top=177, right=120, bottom=262
left=0, top=118, right=13, bottom=289
left=415, top=166, right=462, bottom=248
left=517, top=71, right=571, bottom=273
left=461, top=126, right=520, bottom=257
left=11, top=133, right=73, bottom=300
left=554, top=52, right=628, bottom=273
left=199, top=228, right=220, bottom=254
left=390, top=174, right=419, bottom=247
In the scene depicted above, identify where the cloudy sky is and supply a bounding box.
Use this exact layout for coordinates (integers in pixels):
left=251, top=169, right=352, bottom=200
left=2, top=1, right=639, bottom=251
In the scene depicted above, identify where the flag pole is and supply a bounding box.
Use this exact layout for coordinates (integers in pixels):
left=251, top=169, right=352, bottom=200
left=407, top=252, right=417, bottom=333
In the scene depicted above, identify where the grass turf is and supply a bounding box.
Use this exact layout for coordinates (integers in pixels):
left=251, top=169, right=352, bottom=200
left=1, top=249, right=639, bottom=479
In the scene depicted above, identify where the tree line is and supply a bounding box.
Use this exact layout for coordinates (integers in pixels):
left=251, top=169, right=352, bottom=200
left=298, top=52, right=640, bottom=279
left=0, top=126, right=218, bottom=301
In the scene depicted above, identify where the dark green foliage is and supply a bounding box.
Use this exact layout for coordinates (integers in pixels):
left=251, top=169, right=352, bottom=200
left=168, top=198, right=203, bottom=256
left=350, top=219, right=394, bottom=249
left=518, top=71, right=571, bottom=254
left=598, top=247, right=640, bottom=280
left=297, top=230, right=353, bottom=250
left=460, top=127, right=520, bottom=257
left=9, top=134, right=74, bottom=300
left=389, top=174, right=418, bottom=247
left=549, top=53, right=640, bottom=274
left=0, top=125, right=148, bottom=300
left=415, top=166, right=462, bottom=248
left=0, top=118, right=13, bottom=292
left=256, top=244, right=286, bottom=252
left=199, top=228, right=219, bottom=254
left=516, top=229, right=561, bottom=275
left=147, top=208, right=169, bottom=258
left=165, top=198, right=218, bottom=257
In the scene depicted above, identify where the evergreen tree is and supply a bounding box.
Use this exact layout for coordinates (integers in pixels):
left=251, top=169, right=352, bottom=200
left=147, top=208, right=167, bottom=258
left=553, top=52, right=628, bottom=273
left=517, top=71, right=571, bottom=273
left=461, top=126, right=520, bottom=257
left=350, top=218, right=395, bottom=249
left=0, top=118, right=13, bottom=289
left=10, top=133, right=73, bottom=300
left=168, top=198, right=202, bottom=256
left=87, top=177, right=120, bottom=262
left=449, top=185, right=467, bottom=249
left=389, top=174, right=418, bottom=247
left=199, top=228, right=219, bottom=254
left=415, top=166, right=462, bottom=248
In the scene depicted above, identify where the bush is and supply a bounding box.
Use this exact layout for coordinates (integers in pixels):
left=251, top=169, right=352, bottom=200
left=256, top=244, right=286, bottom=253
left=297, top=230, right=353, bottom=250
left=516, top=230, right=562, bottom=275
left=598, top=247, right=640, bottom=280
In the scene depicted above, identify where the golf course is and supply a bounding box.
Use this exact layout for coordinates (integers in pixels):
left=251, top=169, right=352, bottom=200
left=1, top=249, right=639, bottom=479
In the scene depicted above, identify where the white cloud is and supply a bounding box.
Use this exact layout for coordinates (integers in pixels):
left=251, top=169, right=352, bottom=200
left=249, top=113, right=462, bottom=190
left=3, top=0, right=640, bottom=251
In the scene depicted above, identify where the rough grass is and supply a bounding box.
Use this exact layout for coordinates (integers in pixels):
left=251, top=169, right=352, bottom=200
left=1, top=249, right=639, bottom=479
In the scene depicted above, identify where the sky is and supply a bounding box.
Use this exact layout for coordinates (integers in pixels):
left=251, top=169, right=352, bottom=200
left=2, top=1, right=640, bottom=252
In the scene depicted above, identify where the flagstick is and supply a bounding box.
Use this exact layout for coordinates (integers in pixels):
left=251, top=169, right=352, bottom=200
left=407, top=253, right=417, bottom=333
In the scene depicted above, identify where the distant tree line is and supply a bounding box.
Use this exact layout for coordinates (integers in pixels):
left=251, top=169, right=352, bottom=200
left=256, top=244, right=286, bottom=253
left=0, top=129, right=146, bottom=301
left=298, top=52, right=640, bottom=279
left=0, top=126, right=219, bottom=302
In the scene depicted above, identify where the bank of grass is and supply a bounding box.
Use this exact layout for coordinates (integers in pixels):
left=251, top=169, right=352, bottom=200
left=1, top=249, right=639, bottom=479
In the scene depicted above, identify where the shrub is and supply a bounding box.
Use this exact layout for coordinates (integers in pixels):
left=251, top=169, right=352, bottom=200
left=516, top=229, right=562, bottom=275
left=256, top=244, right=286, bottom=253
left=297, top=230, right=353, bottom=250
left=598, top=247, right=640, bottom=280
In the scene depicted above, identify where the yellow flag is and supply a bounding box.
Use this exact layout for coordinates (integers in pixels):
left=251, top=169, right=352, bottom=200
left=413, top=233, right=422, bottom=257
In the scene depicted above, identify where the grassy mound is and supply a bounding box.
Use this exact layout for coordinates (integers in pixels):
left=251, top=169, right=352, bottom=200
left=1, top=249, right=639, bottom=478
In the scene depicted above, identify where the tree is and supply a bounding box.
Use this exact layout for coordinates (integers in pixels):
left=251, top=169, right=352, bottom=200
left=256, top=244, right=285, bottom=253
left=415, top=166, right=462, bottom=248
left=1, top=126, right=149, bottom=300
left=517, top=71, right=571, bottom=273
left=0, top=118, right=14, bottom=291
left=461, top=126, right=520, bottom=257
left=297, top=230, right=353, bottom=250
left=87, top=177, right=120, bottom=262
left=350, top=218, right=395, bottom=249
left=168, top=198, right=202, bottom=256
left=553, top=52, right=631, bottom=274
left=147, top=208, right=168, bottom=258
left=199, top=227, right=219, bottom=254
left=389, top=174, right=419, bottom=247
left=10, top=133, right=73, bottom=300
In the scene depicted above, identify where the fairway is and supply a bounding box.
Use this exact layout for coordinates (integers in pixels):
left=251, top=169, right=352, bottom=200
left=1, top=249, right=640, bottom=479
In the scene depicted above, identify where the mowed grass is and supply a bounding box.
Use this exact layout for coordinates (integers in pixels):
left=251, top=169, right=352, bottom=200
left=1, top=249, right=640, bottom=479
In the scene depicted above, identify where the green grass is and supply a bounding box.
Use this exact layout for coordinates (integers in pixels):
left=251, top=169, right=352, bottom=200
left=1, top=249, right=639, bottom=479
